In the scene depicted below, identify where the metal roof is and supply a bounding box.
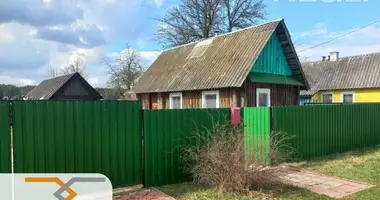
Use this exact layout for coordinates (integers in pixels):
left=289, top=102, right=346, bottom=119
left=25, top=72, right=101, bottom=100
left=134, top=19, right=308, bottom=93
left=301, top=52, right=380, bottom=97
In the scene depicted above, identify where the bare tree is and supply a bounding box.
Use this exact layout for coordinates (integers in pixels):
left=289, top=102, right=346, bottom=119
left=221, top=0, right=266, bottom=32
left=46, top=64, right=61, bottom=78
left=46, top=57, right=87, bottom=78
left=104, top=45, right=144, bottom=99
left=61, top=57, right=87, bottom=77
left=157, top=0, right=221, bottom=47
left=157, top=0, right=266, bottom=47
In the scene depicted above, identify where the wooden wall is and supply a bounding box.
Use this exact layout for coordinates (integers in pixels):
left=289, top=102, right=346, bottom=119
left=138, top=88, right=235, bottom=109
left=137, top=83, right=299, bottom=109
left=137, top=94, right=150, bottom=109
left=242, top=81, right=299, bottom=107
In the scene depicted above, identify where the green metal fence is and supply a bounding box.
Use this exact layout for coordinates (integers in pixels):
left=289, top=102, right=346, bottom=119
left=243, top=107, right=271, bottom=165
left=272, top=104, right=380, bottom=159
left=0, top=102, right=10, bottom=173
left=143, top=108, right=230, bottom=187
left=12, top=101, right=142, bottom=187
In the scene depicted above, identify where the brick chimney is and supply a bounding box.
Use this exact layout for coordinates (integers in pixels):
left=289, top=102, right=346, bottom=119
left=329, top=51, right=339, bottom=61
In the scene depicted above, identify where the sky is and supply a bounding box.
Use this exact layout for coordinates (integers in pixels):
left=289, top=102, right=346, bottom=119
left=0, top=0, right=379, bottom=87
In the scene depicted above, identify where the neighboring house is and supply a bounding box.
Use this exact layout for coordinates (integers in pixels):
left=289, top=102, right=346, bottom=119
left=134, top=19, right=309, bottom=109
left=301, top=52, right=380, bottom=104
left=25, top=72, right=102, bottom=100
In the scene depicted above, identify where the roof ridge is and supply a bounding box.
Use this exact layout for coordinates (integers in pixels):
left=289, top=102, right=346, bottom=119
left=304, top=52, right=380, bottom=64
left=163, top=19, right=283, bottom=52
left=44, top=72, right=76, bottom=81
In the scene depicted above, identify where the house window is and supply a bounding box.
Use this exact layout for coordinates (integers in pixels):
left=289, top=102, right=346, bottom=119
left=169, top=93, right=182, bottom=109
left=341, top=92, right=355, bottom=103
left=321, top=92, right=333, bottom=103
left=202, top=91, right=219, bottom=108
left=256, top=88, right=270, bottom=107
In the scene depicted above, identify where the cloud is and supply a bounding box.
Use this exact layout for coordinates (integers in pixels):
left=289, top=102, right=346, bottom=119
left=139, top=51, right=161, bottom=65
left=0, top=75, right=36, bottom=86
left=0, top=25, right=15, bottom=43
left=0, top=0, right=83, bottom=27
left=34, top=21, right=106, bottom=48
left=294, top=22, right=380, bottom=61
left=153, top=0, right=164, bottom=7
left=0, top=24, right=49, bottom=71
left=0, top=0, right=164, bottom=87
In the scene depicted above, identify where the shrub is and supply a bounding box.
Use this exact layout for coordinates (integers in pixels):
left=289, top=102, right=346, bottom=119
left=182, top=123, right=289, bottom=194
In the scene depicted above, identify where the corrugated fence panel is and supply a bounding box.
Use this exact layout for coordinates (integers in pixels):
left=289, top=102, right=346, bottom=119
left=243, top=107, right=271, bottom=165
left=0, top=101, right=10, bottom=173
left=12, top=101, right=142, bottom=187
left=144, top=108, right=230, bottom=187
left=272, top=104, right=380, bottom=160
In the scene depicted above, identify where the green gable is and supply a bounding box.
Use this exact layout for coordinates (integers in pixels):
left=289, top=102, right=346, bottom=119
left=251, top=33, right=293, bottom=76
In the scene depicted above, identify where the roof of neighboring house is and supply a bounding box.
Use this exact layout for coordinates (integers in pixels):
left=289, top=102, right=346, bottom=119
left=301, top=52, right=380, bottom=97
left=25, top=72, right=101, bottom=100
left=134, top=19, right=308, bottom=94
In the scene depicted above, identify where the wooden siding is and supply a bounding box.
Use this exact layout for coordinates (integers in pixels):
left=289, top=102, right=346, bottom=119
left=243, top=81, right=299, bottom=107
left=137, top=94, right=150, bottom=109
left=51, top=75, right=101, bottom=100
left=252, top=33, right=293, bottom=76
left=138, top=89, right=235, bottom=109
left=137, top=83, right=298, bottom=109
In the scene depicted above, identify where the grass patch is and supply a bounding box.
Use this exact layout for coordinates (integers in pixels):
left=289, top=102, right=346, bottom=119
left=159, top=182, right=253, bottom=200
left=159, top=147, right=380, bottom=200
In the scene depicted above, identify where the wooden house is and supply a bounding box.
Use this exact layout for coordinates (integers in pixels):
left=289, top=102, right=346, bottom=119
left=134, top=19, right=309, bottom=109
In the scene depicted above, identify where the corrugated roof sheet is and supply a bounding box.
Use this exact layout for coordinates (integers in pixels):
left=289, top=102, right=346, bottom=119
left=134, top=19, right=308, bottom=93
left=301, top=52, right=380, bottom=96
left=25, top=73, right=76, bottom=100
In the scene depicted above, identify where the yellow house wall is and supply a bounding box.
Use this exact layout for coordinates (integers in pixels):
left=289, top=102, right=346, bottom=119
left=312, top=88, right=380, bottom=103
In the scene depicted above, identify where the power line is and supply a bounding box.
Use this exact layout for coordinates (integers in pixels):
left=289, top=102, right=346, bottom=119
left=298, top=19, right=380, bottom=53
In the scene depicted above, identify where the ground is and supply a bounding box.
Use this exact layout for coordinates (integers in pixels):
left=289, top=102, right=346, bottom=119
left=158, top=147, right=380, bottom=200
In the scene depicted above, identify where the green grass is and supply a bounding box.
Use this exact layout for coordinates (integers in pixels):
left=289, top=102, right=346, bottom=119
left=159, top=147, right=380, bottom=200
left=158, top=183, right=253, bottom=200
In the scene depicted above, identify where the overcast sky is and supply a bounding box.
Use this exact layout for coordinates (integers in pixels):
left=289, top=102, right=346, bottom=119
left=1, top=0, right=380, bottom=87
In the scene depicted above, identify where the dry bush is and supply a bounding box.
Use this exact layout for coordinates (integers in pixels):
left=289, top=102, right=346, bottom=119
left=182, top=122, right=292, bottom=194
left=270, top=131, right=296, bottom=165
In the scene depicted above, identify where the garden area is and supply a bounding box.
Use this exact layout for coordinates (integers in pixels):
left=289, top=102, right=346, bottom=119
left=159, top=147, right=380, bottom=200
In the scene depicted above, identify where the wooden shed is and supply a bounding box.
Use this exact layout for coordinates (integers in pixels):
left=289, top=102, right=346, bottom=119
left=25, top=72, right=102, bottom=100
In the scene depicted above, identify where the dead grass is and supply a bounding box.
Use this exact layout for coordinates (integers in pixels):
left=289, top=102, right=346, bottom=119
left=161, top=147, right=380, bottom=200
left=181, top=123, right=289, bottom=194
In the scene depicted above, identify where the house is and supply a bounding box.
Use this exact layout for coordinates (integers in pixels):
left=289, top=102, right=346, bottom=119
left=301, top=52, right=380, bottom=104
left=25, top=72, right=102, bottom=100
left=134, top=19, right=309, bottom=109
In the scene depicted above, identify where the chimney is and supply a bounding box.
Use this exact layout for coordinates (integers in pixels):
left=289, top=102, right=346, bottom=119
left=329, top=51, right=339, bottom=61
left=322, top=56, right=326, bottom=61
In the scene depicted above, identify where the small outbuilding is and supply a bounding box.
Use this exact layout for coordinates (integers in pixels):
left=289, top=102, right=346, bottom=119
left=25, top=72, right=102, bottom=100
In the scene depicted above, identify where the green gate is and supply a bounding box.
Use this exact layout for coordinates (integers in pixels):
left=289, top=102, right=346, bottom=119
left=12, top=101, right=142, bottom=187
left=0, top=101, right=10, bottom=173
left=243, top=107, right=271, bottom=165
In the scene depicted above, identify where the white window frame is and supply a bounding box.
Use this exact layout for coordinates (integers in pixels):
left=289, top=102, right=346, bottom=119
left=256, top=88, right=271, bottom=107
left=321, top=92, right=334, bottom=103
left=169, top=92, right=183, bottom=109
left=341, top=91, right=355, bottom=103
left=202, top=90, right=220, bottom=108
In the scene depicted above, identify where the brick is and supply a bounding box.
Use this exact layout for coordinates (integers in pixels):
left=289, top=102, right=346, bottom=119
left=324, top=181, right=344, bottom=187
left=148, top=191, right=159, bottom=196
left=299, top=180, right=319, bottom=186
